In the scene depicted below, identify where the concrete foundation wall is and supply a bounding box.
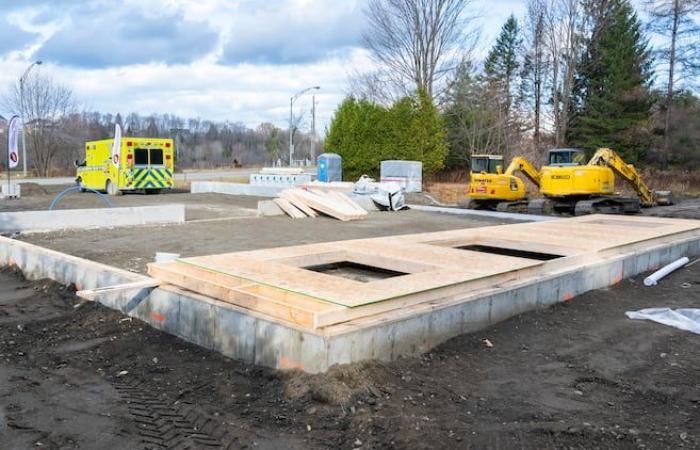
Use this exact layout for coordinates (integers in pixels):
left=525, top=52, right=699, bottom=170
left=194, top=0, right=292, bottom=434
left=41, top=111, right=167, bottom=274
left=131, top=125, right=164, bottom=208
left=0, top=236, right=147, bottom=291
left=409, top=204, right=554, bottom=222
left=191, top=181, right=285, bottom=197
left=2, top=232, right=698, bottom=374
left=0, top=204, right=185, bottom=234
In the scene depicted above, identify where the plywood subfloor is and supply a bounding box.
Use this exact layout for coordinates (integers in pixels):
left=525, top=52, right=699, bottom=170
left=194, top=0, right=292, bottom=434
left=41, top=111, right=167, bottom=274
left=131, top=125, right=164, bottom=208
left=148, top=215, right=700, bottom=330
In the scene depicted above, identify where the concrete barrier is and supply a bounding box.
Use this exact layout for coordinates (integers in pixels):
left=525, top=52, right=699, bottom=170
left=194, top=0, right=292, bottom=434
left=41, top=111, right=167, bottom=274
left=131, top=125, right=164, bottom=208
left=0, top=204, right=186, bottom=234
left=191, top=181, right=285, bottom=197
left=408, top=204, right=555, bottom=222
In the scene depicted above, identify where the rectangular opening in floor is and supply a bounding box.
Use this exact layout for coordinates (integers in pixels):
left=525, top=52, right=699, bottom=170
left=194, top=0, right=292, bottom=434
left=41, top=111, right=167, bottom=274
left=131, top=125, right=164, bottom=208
left=455, top=245, right=564, bottom=261
left=305, top=261, right=409, bottom=283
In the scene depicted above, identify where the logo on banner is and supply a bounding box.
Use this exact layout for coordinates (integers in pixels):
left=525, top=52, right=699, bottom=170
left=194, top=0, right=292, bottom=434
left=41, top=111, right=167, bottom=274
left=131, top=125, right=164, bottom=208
left=112, top=123, right=122, bottom=167
left=7, top=115, right=21, bottom=169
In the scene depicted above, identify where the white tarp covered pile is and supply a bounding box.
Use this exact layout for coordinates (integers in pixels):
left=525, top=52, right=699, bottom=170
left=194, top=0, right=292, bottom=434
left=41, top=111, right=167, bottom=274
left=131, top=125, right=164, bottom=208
left=626, top=308, right=700, bottom=335
left=353, top=175, right=406, bottom=211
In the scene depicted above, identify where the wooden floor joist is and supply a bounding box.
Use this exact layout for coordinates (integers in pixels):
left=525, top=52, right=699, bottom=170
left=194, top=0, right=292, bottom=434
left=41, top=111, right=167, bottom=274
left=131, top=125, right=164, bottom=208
left=147, top=215, right=700, bottom=331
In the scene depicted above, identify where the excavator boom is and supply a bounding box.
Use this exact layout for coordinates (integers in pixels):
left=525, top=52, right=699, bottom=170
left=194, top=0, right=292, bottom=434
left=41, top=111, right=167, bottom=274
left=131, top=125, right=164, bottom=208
left=505, top=157, right=541, bottom=187
left=588, top=148, right=656, bottom=207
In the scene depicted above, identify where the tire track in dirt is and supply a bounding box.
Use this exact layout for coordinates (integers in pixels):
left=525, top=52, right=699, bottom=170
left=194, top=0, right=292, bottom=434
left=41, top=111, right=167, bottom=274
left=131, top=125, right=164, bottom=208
left=115, top=379, right=236, bottom=449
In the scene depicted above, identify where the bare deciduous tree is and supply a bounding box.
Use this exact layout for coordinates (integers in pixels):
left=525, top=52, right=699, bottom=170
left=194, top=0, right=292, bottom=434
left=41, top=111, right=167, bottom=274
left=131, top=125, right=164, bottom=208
left=543, top=0, right=585, bottom=146
left=645, top=0, right=700, bottom=164
left=2, top=72, right=76, bottom=177
left=523, top=0, right=549, bottom=149
left=360, top=0, right=478, bottom=101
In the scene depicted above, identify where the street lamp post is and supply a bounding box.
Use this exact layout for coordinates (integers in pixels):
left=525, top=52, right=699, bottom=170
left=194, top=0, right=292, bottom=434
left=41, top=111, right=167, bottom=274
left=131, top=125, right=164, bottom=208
left=19, top=60, right=42, bottom=177
left=289, top=86, right=320, bottom=166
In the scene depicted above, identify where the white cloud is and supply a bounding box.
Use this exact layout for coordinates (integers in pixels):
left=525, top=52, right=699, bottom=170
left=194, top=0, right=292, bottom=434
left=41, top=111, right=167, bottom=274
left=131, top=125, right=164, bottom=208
left=0, top=48, right=374, bottom=132
left=0, top=0, right=541, bottom=132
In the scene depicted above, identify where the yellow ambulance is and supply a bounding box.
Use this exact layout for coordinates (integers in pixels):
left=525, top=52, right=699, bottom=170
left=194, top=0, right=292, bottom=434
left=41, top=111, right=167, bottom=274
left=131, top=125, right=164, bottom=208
left=76, top=137, right=175, bottom=195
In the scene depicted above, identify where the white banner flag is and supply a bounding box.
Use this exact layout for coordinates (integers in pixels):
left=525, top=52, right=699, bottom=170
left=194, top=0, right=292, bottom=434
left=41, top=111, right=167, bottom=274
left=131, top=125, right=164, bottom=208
left=7, top=115, right=21, bottom=169
left=111, top=123, right=122, bottom=167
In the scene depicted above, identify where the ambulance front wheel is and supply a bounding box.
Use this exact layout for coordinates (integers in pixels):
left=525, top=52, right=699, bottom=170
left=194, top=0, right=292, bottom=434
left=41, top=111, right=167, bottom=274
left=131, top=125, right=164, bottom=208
left=106, top=180, right=121, bottom=196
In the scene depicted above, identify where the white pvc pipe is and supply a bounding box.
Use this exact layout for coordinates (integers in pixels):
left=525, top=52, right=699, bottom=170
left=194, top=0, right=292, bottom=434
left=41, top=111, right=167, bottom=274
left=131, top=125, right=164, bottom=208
left=644, top=257, right=690, bottom=286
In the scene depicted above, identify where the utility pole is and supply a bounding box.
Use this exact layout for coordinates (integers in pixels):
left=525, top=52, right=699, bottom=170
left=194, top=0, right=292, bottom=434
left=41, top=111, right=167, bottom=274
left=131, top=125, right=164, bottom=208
left=289, top=86, right=320, bottom=166
left=289, top=96, right=293, bottom=166
left=310, top=95, right=316, bottom=162
left=19, top=60, right=42, bottom=178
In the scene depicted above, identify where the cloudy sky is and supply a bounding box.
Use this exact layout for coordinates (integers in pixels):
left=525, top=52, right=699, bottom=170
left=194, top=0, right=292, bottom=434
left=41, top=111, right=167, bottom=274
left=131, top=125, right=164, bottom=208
left=0, top=0, right=548, bottom=131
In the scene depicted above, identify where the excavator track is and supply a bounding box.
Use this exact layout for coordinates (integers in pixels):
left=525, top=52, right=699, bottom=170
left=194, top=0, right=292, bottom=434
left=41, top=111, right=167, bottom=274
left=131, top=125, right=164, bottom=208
left=496, top=200, right=530, bottom=213
left=527, top=198, right=554, bottom=215
left=574, top=197, right=641, bottom=216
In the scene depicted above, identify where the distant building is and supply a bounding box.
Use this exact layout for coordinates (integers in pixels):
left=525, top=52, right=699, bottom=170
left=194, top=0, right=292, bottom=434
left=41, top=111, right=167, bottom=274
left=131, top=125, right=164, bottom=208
left=25, top=118, right=56, bottom=133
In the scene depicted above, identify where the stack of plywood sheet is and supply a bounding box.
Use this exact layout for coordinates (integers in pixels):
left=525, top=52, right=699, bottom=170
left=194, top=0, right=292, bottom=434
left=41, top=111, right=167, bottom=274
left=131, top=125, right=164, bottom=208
left=274, top=188, right=367, bottom=221
left=148, top=215, right=700, bottom=332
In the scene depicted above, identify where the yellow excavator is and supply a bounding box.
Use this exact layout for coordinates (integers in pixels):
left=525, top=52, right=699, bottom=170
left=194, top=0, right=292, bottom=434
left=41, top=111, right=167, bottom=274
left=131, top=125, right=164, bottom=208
left=466, top=154, right=541, bottom=212
left=467, top=148, right=669, bottom=215
left=529, top=148, right=667, bottom=215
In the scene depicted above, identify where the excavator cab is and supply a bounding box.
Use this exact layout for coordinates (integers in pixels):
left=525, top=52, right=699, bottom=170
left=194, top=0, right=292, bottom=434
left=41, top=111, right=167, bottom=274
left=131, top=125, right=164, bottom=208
left=547, top=149, right=587, bottom=167
left=471, top=155, right=504, bottom=175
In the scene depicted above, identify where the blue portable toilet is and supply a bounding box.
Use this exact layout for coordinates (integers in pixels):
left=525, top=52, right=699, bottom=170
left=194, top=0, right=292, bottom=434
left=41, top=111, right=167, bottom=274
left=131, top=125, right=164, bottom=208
left=317, top=153, right=342, bottom=182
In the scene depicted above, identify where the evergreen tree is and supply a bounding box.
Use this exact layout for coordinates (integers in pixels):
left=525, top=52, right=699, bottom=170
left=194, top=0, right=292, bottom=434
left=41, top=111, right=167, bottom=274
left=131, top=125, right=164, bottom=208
left=326, top=92, right=448, bottom=180
left=569, top=0, right=653, bottom=162
left=484, top=15, right=523, bottom=117
left=325, top=97, right=387, bottom=179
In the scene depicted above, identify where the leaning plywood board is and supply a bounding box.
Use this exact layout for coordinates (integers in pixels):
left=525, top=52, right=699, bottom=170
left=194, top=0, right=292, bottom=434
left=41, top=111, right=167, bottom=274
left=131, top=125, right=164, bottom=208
left=323, top=191, right=368, bottom=217
left=292, top=189, right=366, bottom=221
left=148, top=215, right=700, bottom=330
left=279, top=190, right=318, bottom=217
left=273, top=198, right=306, bottom=219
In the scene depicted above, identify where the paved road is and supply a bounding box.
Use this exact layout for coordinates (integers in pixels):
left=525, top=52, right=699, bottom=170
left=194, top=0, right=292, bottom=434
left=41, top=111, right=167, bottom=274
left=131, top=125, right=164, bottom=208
left=13, top=169, right=263, bottom=186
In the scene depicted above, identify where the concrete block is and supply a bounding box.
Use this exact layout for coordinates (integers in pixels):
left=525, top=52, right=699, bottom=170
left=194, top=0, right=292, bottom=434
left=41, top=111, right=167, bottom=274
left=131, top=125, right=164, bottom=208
left=133, top=289, right=181, bottom=335
left=177, top=298, right=217, bottom=350
left=389, top=315, right=430, bottom=359
left=0, top=204, right=185, bottom=234
left=1, top=183, right=20, bottom=198
left=257, top=200, right=285, bottom=217
left=249, top=173, right=312, bottom=186
left=328, top=326, right=389, bottom=367
left=298, top=333, right=329, bottom=374
left=191, top=181, right=285, bottom=197
left=254, top=321, right=306, bottom=370
left=212, top=307, right=257, bottom=365
left=426, top=303, right=465, bottom=349
left=460, top=297, right=492, bottom=334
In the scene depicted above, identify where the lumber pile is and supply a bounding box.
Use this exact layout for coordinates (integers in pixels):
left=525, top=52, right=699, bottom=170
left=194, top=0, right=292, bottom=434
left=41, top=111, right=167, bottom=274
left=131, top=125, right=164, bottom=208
left=275, top=188, right=368, bottom=221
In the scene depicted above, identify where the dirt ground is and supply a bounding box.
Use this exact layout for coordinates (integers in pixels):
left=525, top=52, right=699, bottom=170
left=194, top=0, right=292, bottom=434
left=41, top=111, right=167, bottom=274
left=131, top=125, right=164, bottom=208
left=1, top=259, right=698, bottom=450
left=645, top=198, right=700, bottom=220
left=2, top=186, right=700, bottom=449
